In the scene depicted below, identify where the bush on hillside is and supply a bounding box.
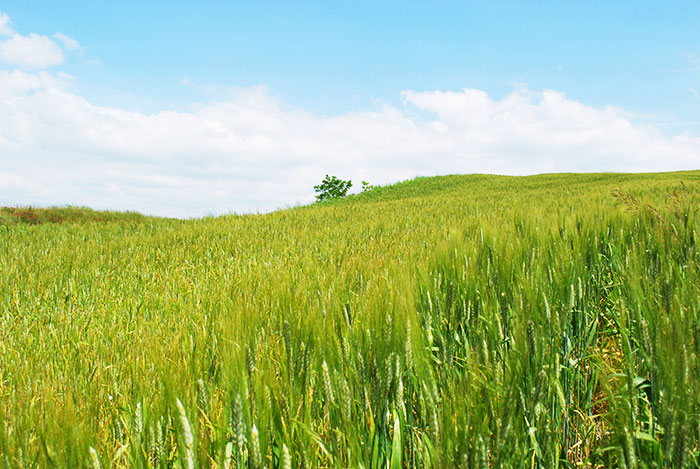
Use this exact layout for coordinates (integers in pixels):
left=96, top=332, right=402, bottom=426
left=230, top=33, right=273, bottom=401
left=314, top=175, right=352, bottom=201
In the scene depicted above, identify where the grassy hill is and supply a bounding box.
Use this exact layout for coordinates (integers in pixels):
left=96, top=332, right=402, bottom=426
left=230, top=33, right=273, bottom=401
left=0, top=206, right=148, bottom=226
left=1, top=171, right=699, bottom=467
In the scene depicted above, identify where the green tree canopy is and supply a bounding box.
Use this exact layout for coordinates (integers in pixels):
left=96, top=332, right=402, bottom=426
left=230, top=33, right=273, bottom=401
left=314, top=175, right=352, bottom=201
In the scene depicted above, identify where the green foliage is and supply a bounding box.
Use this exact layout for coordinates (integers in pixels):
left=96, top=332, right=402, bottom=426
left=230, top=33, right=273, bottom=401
left=0, top=171, right=699, bottom=467
left=314, top=174, right=352, bottom=201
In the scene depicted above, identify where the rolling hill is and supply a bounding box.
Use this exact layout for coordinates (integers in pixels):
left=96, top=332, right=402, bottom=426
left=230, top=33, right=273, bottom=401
left=1, top=171, right=699, bottom=467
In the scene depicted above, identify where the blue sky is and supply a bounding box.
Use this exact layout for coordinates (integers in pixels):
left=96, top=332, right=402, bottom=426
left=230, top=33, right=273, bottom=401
left=5, top=1, right=698, bottom=123
left=0, top=1, right=699, bottom=216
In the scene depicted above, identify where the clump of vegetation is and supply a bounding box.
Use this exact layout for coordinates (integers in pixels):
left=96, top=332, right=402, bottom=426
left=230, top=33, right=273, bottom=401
left=0, top=206, right=147, bottom=225
left=313, top=174, right=352, bottom=201
left=0, top=171, right=698, bottom=467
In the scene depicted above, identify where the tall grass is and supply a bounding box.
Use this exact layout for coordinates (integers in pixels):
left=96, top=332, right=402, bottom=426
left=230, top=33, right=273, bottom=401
left=0, top=171, right=698, bottom=467
left=0, top=206, right=147, bottom=225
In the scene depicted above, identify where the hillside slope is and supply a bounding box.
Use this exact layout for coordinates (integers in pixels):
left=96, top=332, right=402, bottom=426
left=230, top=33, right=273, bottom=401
left=1, top=171, right=699, bottom=467
left=0, top=206, right=149, bottom=225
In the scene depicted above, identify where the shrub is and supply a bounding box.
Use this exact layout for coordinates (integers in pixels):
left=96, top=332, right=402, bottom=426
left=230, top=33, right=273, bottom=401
left=314, top=175, right=352, bottom=201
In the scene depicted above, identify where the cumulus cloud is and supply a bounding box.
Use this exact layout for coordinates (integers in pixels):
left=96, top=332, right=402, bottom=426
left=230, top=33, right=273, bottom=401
left=0, top=12, right=12, bottom=35
left=53, top=32, right=80, bottom=51
left=0, top=12, right=82, bottom=68
left=0, top=33, right=63, bottom=68
left=0, top=71, right=698, bottom=217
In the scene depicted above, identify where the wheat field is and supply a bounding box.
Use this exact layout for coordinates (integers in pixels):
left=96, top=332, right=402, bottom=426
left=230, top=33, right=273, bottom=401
left=1, top=172, right=699, bottom=467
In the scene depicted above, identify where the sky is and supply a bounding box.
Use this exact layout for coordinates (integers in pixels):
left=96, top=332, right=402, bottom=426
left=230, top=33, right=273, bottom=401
left=0, top=1, right=699, bottom=217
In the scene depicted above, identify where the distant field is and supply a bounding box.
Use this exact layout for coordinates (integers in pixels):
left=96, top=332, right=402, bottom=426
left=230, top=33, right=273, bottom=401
left=1, top=171, right=699, bottom=467
left=0, top=206, right=147, bottom=226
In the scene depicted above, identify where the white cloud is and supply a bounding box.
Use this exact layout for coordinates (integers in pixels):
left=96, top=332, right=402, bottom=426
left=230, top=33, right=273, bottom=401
left=53, top=32, right=80, bottom=51
left=691, top=88, right=700, bottom=99
left=0, top=13, right=80, bottom=69
left=0, top=12, right=12, bottom=35
left=0, top=73, right=698, bottom=217
left=0, top=33, right=64, bottom=68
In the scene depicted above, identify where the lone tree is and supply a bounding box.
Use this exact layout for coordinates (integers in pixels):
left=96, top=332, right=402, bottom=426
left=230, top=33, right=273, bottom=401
left=314, top=175, right=352, bottom=201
